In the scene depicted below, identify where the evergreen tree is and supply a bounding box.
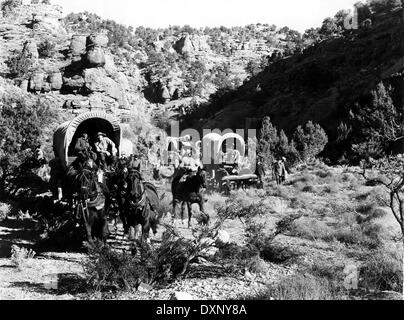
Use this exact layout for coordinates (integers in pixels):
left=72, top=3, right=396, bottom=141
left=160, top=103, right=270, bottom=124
left=293, top=121, right=328, bottom=161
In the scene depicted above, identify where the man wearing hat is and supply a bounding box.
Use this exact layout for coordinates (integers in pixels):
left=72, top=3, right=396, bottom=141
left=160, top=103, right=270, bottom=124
left=94, top=132, right=117, bottom=170
left=74, top=132, right=95, bottom=160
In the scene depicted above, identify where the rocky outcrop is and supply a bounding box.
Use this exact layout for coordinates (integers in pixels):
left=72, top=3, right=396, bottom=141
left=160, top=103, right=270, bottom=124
left=21, top=40, right=39, bottom=61
left=70, top=35, right=87, bottom=57
left=85, top=46, right=106, bottom=67
left=173, top=34, right=211, bottom=55
left=83, top=68, right=125, bottom=103
left=28, top=72, right=45, bottom=92
left=87, top=33, right=109, bottom=48
left=48, top=72, right=63, bottom=90
left=62, top=75, right=85, bottom=93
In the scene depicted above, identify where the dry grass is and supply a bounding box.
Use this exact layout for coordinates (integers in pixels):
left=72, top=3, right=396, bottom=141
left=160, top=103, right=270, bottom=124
left=360, top=246, right=403, bottom=293
left=10, top=245, right=36, bottom=271
left=292, top=217, right=334, bottom=241
left=264, top=273, right=344, bottom=300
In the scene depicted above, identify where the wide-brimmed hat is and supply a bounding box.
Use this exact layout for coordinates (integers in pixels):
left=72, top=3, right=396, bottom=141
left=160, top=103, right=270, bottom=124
left=96, top=132, right=106, bottom=137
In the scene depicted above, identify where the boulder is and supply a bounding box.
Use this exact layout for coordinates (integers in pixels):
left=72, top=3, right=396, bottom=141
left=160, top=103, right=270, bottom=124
left=160, top=85, right=171, bottom=103
left=173, top=34, right=211, bottom=55
left=48, top=72, right=62, bottom=90
left=215, top=230, right=230, bottom=247
left=62, top=75, right=85, bottom=92
left=116, top=72, right=129, bottom=91
left=83, top=68, right=125, bottom=104
left=174, top=35, right=193, bottom=55
left=85, top=46, right=105, bottom=67
left=88, top=92, right=118, bottom=110
left=170, top=291, right=195, bottom=300
left=63, top=99, right=90, bottom=109
left=104, top=54, right=117, bottom=75
left=70, top=35, right=87, bottom=56
left=29, top=72, right=45, bottom=92
left=137, top=282, right=153, bottom=292
left=42, top=82, right=51, bottom=93
left=19, top=79, right=28, bottom=91
left=87, top=33, right=109, bottom=48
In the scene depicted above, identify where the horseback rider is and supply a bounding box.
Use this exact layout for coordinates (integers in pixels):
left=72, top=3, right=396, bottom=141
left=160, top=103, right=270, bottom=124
left=128, top=154, right=142, bottom=172
left=178, top=149, right=199, bottom=182
left=94, top=132, right=117, bottom=171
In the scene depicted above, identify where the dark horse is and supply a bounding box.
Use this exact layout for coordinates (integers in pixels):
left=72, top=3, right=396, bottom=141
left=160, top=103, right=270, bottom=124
left=71, top=167, right=109, bottom=245
left=171, top=167, right=208, bottom=228
left=121, top=169, right=160, bottom=243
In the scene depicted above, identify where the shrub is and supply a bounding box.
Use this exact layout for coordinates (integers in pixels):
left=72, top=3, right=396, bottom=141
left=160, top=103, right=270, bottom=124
left=333, top=225, right=381, bottom=249
left=356, top=203, right=376, bottom=215
left=356, top=187, right=389, bottom=207
left=84, top=214, right=235, bottom=291
left=0, top=202, right=11, bottom=220
left=292, top=217, right=334, bottom=242
left=6, top=51, right=33, bottom=78
left=322, top=184, right=338, bottom=194
left=315, top=169, right=334, bottom=179
left=310, top=260, right=345, bottom=282
left=245, top=214, right=301, bottom=264
left=37, top=39, right=57, bottom=58
left=1, top=0, right=22, bottom=16
left=10, top=244, right=36, bottom=270
left=215, top=196, right=267, bottom=222
left=289, top=193, right=313, bottom=210
left=266, top=273, right=341, bottom=300
left=340, top=172, right=357, bottom=184
left=266, top=184, right=291, bottom=199
left=247, top=255, right=269, bottom=275
left=83, top=242, right=147, bottom=291
left=360, top=248, right=403, bottom=293
left=0, top=94, right=58, bottom=196
left=260, top=243, right=299, bottom=264
left=302, top=185, right=317, bottom=193
left=355, top=203, right=387, bottom=224
left=288, top=173, right=317, bottom=186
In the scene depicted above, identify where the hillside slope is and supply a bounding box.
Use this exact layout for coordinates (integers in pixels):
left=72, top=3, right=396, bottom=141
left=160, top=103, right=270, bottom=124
left=189, top=7, right=404, bottom=158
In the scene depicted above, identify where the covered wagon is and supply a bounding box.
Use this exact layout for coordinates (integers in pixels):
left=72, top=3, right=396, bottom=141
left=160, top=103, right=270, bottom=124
left=53, top=111, right=133, bottom=169
left=50, top=111, right=134, bottom=198
left=202, top=132, right=258, bottom=192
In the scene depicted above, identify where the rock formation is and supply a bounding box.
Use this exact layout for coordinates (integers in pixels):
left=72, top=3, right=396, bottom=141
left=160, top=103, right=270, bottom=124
left=173, top=34, right=211, bottom=55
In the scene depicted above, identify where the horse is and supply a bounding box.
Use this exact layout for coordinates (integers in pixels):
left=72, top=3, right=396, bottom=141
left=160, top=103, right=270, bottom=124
left=171, top=167, right=209, bottom=228
left=72, top=167, right=109, bottom=245
left=121, top=169, right=160, bottom=243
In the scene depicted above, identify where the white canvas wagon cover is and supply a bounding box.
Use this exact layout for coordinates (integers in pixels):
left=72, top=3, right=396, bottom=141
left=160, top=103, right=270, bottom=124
left=53, top=111, right=122, bottom=169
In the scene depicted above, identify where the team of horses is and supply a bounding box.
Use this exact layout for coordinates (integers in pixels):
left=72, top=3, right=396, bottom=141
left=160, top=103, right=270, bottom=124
left=65, top=156, right=208, bottom=246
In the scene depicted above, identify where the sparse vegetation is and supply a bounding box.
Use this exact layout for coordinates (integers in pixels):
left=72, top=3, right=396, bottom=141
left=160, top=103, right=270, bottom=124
left=264, top=273, right=343, bottom=300
left=360, top=247, right=403, bottom=293
left=10, top=244, right=36, bottom=270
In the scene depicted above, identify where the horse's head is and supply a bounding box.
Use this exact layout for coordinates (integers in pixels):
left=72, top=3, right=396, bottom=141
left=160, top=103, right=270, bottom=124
left=76, top=168, right=99, bottom=201
left=127, top=169, right=145, bottom=203
left=196, top=167, right=207, bottom=189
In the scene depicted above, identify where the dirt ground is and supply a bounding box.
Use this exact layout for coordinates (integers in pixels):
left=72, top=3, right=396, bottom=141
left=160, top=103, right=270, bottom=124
left=0, top=169, right=402, bottom=300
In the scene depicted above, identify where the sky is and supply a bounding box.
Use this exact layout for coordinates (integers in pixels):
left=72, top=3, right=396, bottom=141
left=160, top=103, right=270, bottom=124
left=51, top=0, right=360, bottom=33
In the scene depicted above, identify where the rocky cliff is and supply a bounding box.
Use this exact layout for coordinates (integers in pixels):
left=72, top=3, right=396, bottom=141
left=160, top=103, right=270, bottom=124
left=0, top=2, right=155, bottom=142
